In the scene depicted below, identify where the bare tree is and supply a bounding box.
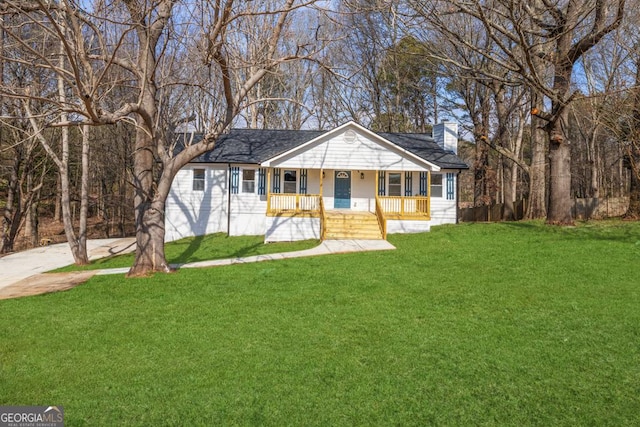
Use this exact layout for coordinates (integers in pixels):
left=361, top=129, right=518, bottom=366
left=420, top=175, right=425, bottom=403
left=623, top=49, right=640, bottom=217
left=414, top=0, right=626, bottom=224
left=1, top=0, right=319, bottom=276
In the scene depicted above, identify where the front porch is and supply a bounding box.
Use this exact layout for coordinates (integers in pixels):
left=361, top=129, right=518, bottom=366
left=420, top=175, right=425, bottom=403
left=266, top=188, right=431, bottom=240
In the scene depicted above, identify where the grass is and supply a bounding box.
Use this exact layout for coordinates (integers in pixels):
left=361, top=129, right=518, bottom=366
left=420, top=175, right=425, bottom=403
left=54, top=233, right=319, bottom=271
left=1, top=220, right=639, bottom=425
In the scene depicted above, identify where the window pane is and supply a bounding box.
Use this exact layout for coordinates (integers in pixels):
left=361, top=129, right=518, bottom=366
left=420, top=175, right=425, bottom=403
left=242, top=169, right=255, bottom=193
left=242, top=181, right=255, bottom=193
left=283, top=182, right=297, bottom=193
left=284, top=170, right=297, bottom=193
left=193, top=169, right=205, bottom=191
left=388, top=173, right=401, bottom=196
left=431, top=174, right=443, bottom=198
left=243, top=169, right=255, bottom=180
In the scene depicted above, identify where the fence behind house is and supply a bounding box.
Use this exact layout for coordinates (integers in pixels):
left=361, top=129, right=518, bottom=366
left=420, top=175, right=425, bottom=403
left=458, top=197, right=629, bottom=222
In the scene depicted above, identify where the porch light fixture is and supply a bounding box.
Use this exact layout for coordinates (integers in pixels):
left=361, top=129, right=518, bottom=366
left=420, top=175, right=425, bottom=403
left=360, top=172, right=365, bottom=179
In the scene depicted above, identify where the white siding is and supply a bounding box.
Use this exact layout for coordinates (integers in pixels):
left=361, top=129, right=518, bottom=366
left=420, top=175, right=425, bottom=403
left=166, top=164, right=269, bottom=242
left=228, top=193, right=267, bottom=236
left=265, top=216, right=320, bottom=242
left=350, top=170, right=376, bottom=211
left=165, top=166, right=228, bottom=242
left=272, top=130, right=430, bottom=171
left=429, top=171, right=458, bottom=225
left=387, top=220, right=431, bottom=234
left=429, top=198, right=457, bottom=225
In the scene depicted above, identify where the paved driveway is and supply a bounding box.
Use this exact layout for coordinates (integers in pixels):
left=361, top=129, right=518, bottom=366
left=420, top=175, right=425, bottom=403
left=0, top=238, right=136, bottom=290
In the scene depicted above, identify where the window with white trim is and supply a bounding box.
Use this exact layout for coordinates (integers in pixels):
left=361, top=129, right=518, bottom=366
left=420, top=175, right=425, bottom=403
left=242, top=169, right=255, bottom=193
left=193, top=169, right=205, bottom=191
left=283, top=170, right=297, bottom=193
left=431, top=174, right=443, bottom=198
left=388, top=173, right=402, bottom=196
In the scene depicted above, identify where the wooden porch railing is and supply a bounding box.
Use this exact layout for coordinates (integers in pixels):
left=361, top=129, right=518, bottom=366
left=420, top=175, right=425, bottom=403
left=267, top=193, right=321, bottom=216
left=374, top=197, right=387, bottom=240
left=377, top=196, right=430, bottom=219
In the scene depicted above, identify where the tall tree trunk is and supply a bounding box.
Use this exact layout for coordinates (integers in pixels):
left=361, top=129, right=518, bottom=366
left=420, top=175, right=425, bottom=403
left=1, top=158, right=19, bottom=253
left=25, top=199, right=38, bottom=247
left=54, top=175, right=62, bottom=222
left=546, top=45, right=574, bottom=225
left=626, top=150, right=640, bottom=218
left=511, top=110, right=525, bottom=213
left=56, top=32, right=88, bottom=265
left=527, top=92, right=547, bottom=219
left=625, top=70, right=640, bottom=216
left=624, top=52, right=640, bottom=218
left=123, top=0, right=175, bottom=277
left=493, top=83, right=514, bottom=220
left=127, top=122, right=172, bottom=277
left=547, top=109, right=573, bottom=224
left=78, top=125, right=90, bottom=259
left=23, top=173, right=37, bottom=247
left=0, top=15, right=6, bottom=252
left=473, top=93, right=492, bottom=206
left=588, top=127, right=600, bottom=199
left=57, top=126, right=89, bottom=265
left=127, top=80, right=171, bottom=276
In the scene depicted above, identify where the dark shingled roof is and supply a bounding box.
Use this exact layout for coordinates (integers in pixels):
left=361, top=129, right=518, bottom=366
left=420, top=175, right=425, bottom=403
left=379, top=132, right=469, bottom=169
left=186, top=128, right=468, bottom=169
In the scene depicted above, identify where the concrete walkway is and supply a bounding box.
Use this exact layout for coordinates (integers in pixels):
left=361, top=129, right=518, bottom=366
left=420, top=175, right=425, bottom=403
left=0, top=239, right=395, bottom=300
left=0, top=238, right=136, bottom=291
left=93, top=239, right=396, bottom=275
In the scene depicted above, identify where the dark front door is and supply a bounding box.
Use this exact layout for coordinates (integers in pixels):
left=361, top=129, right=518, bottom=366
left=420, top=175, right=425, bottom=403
left=334, top=171, right=351, bottom=209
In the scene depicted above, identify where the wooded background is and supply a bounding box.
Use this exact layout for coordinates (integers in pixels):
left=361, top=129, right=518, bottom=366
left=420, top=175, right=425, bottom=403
left=1, top=1, right=639, bottom=271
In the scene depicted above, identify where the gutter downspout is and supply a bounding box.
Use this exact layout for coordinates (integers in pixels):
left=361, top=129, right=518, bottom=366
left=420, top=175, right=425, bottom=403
left=456, top=169, right=461, bottom=224
left=227, top=163, right=232, bottom=236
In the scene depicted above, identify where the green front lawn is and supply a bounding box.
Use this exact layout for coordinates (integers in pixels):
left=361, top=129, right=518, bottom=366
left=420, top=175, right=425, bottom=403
left=55, top=233, right=319, bottom=271
left=2, top=221, right=639, bottom=425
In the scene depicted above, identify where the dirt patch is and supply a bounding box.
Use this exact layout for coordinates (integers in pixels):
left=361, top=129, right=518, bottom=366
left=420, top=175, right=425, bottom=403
left=0, top=271, right=97, bottom=300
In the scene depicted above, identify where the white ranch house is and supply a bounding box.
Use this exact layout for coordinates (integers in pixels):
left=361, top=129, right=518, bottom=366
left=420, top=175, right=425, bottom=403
left=166, top=121, right=468, bottom=242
